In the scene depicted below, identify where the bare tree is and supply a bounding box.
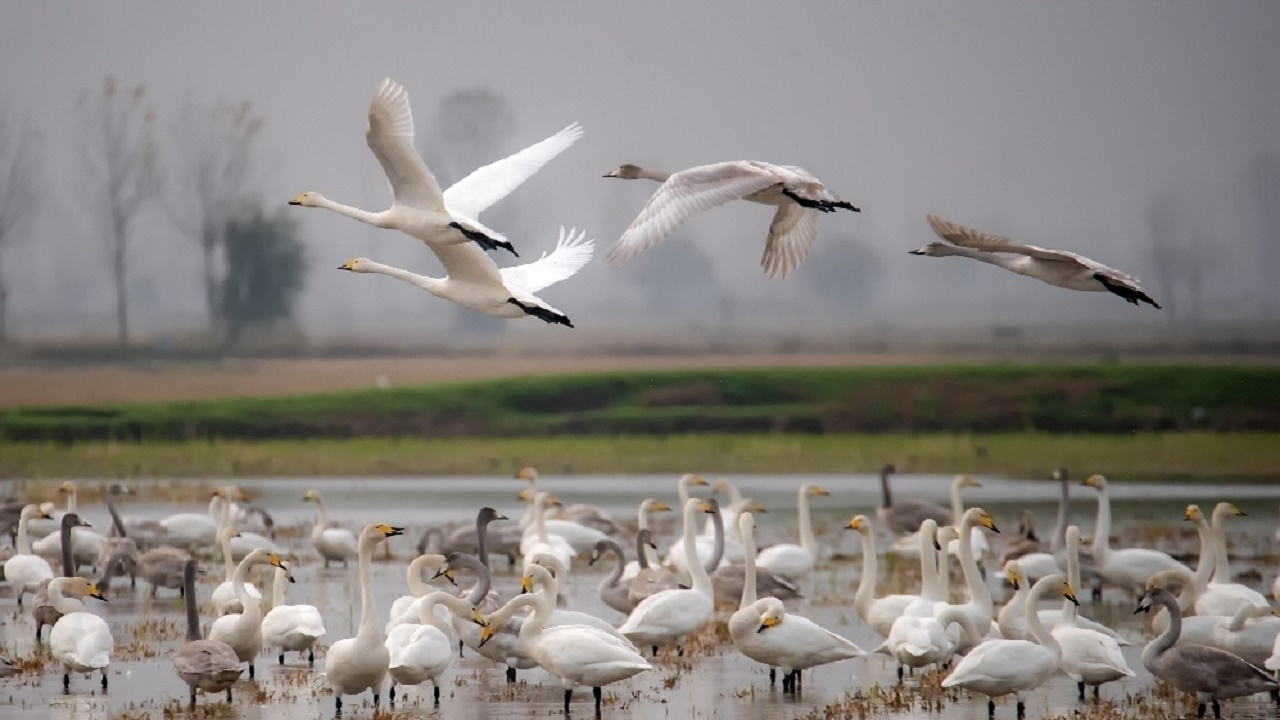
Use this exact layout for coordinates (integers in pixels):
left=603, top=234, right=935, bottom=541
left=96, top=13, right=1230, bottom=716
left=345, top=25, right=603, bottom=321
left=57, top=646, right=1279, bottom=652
left=166, top=100, right=264, bottom=341
left=77, top=76, right=161, bottom=346
left=0, top=113, right=43, bottom=346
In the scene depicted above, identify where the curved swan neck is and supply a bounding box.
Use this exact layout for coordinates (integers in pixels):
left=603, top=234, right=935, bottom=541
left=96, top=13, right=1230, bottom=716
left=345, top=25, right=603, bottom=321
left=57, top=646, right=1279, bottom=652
left=355, top=538, right=379, bottom=644
left=681, top=500, right=712, bottom=595
left=600, top=543, right=625, bottom=589
left=503, top=594, right=549, bottom=641
left=797, top=486, right=817, bottom=553
left=739, top=513, right=758, bottom=608
left=59, top=514, right=77, bottom=577
left=184, top=563, right=202, bottom=641
left=919, top=525, right=941, bottom=601
left=450, top=554, right=493, bottom=606
left=311, top=496, right=329, bottom=539
left=315, top=195, right=392, bottom=228
left=106, top=492, right=128, bottom=538
left=1091, top=485, right=1111, bottom=558
left=421, top=592, right=470, bottom=634
left=1190, top=517, right=1214, bottom=590
left=272, top=566, right=287, bottom=607
left=406, top=555, right=435, bottom=597
left=48, top=580, right=84, bottom=615
left=16, top=507, right=37, bottom=555
left=1145, top=593, right=1181, bottom=666
left=231, top=555, right=260, bottom=620
left=1024, top=579, right=1062, bottom=654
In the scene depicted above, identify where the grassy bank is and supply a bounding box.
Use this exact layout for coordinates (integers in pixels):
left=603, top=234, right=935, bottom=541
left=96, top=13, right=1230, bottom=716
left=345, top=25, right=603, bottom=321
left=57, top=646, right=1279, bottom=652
left=2, top=365, right=1279, bottom=442
left=2, top=433, right=1278, bottom=479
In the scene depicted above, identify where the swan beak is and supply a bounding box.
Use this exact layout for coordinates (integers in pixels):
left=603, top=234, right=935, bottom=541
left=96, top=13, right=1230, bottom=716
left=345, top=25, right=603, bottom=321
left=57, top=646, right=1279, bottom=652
left=383, top=526, right=405, bottom=538
left=813, top=486, right=830, bottom=497
left=88, top=584, right=107, bottom=602
left=699, top=501, right=717, bottom=514
left=338, top=261, right=355, bottom=271
left=654, top=503, right=671, bottom=513
left=479, top=625, right=494, bottom=646
left=78, top=519, right=93, bottom=528
left=1007, top=570, right=1020, bottom=590
left=647, top=540, right=658, bottom=550
left=692, top=475, right=708, bottom=486
left=757, top=616, right=780, bottom=633
left=981, top=515, right=1000, bottom=533
left=845, top=518, right=862, bottom=531
left=268, top=554, right=288, bottom=571
left=588, top=552, right=600, bottom=567
left=520, top=576, right=533, bottom=594
left=495, top=513, right=509, bottom=521
left=1063, top=584, right=1079, bottom=606
left=288, top=200, right=301, bottom=206
left=932, top=537, right=942, bottom=551
left=908, top=248, right=925, bottom=255
left=286, top=573, right=296, bottom=584
left=1134, top=599, right=1151, bottom=614
left=602, top=171, right=617, bottom=178
left=472, top=608, right=488, bottom=627
left=1083, top=475, right=1101, bottom=488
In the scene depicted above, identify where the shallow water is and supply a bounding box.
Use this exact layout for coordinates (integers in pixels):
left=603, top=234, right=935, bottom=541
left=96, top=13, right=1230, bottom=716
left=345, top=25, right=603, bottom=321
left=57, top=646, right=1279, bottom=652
left=3, top=474, right=1279, bottom=720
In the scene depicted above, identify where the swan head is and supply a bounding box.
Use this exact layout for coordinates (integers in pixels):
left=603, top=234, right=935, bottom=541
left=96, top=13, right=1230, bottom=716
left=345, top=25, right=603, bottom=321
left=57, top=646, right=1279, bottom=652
left=748, top=500, right=767, bottom=514
left=514, top=466, right=540, bottom=483
left=805, top=484, right=831, bottom=497
left=921, top=519, right=942, bottom=550
left=1214, top=502, right=1246, bottom=519
left=516, top=488, right=535, bottom=502
left=936, top=524, right=960, bottom=548
left=755, top=599, right=787, bottom=633
left=302, top=490, right=320, bottom=502
left=845, top=514, right=870, bottom=533
left=1082, top=474, right=1107, bottom=490
left=61, top=513, right=92, bottom=529
left=1052, top=467, right=1068, bottom=482
left=637, top=528, right=658, bottom=550
left=1003, top=560, right=1023, bottom=590
left=1184, top=504, right=1203, bottom=523
left=20, top=504, right=50, bottom=521
left=955, top=475, right=981, bottom=489
left=57, top=481, right=75, bottom=494
left=478, top=507, right=508, bottom=524
left=908, top=241, right=957, bottom=257
left=962, top=507, right=1000, bottom=534
left=55, top=577, right=108, bottom=602
left=107, top=483, right=135, bottom=497
left=643, top=499, right=672, bottom=514
left=535, top=492, right=562, bottom=509
left=244, top=549, right=290, bottom=573
left=337, top=258, right=375, bottom=273
left=880, top=463, right=897, bottom=476
left=289, top=192, right=323, bottom=207
left=361, top=523, right=405, bottom=544
left=603, top=163, right=644, bottom=180
left=699, top=499, right=718, bottom=515
left=1135, top=586, right=1175, bottom=615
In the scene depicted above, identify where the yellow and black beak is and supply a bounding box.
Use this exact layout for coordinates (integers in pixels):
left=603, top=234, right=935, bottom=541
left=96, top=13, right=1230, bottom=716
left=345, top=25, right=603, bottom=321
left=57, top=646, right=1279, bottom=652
left=378, top=525, right=405, bottom=538
left=479, top=625, right=495, bottom=646
left=1063, top=583, right=1080, bottom=606
left=472, top=608, right=488, bottom=628
left=521, top=576, right=534, bottom=594
left=88, top=584, right=107, bottom=602
left=756, top=616, right=780, bottom=633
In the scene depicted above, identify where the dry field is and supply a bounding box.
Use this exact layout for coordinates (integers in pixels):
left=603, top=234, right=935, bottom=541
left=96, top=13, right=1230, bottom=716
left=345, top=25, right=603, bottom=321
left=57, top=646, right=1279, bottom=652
left=0, top=352, right=950, bottom=408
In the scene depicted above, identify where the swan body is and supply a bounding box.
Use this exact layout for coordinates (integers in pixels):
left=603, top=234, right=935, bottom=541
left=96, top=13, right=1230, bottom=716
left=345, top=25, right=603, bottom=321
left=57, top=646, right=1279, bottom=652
left=755, top=483, right=828, bottom=582
left=386, top=592, right=473, bottom=703
left=1083, top=475, right=1190, bottom=593
left=154, top=493, right=229, bottom=551
left=5, top=504, right=54, bottom=603
left=385, top=553, right=455, bottom=635
left=208, top=549, right=290, bottom=676
left=999, top=562, right=1127, bottom=645
left=173, top=558, right=243, bottom=708
left=481, top=591, right=650, bottom=715
left=1184, top=503, right=1269, bottom=617
left=1049, top=527, right=1134, bottom=698
left=211, top=525, right=262, bottom=616
left=48, top=577, right=112, bottom=688
left=911, top=214, right=1161, bottom=308
left=619, top=499, right=717, bottom=651
left=324, top=524, right=404, bottom=711
left=302, top=490, right=357, bottom=567
left=262, top=566, right=326, bottom=665
left=1209, top=603, right=1280, bottom=668
left=590, top=539, right=635, bottom=614
left=340, top=226, right=593, bottom=328
left=943, top=575, right=1078, bottom=717
left=628, top=528, right=682, bottom=606
left=291, top=78, right=582, bottom=257
left=1138, top=587, right=1276, bottom=717
left=845, top=515, right=918, bottom=637
left=604, top=160, right=859, bottom=279
left=137, top=547, right=191, bottom=597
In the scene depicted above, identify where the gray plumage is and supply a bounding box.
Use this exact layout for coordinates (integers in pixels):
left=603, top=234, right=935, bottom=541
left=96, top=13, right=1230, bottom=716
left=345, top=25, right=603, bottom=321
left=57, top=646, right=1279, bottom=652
left=706, top=497, right=803, bottom=605
left=173, top=558, right=243, bottom=709
left=32, top=512, right=89, bottom=642
left=627, top=528, right=680, bottom=605
left=876, top=464, right=952, bottom=536
left=424, top=507, right=520, bottom=565
left=1138, top=587, right=1276, bottom=717
left=589, top=538, right=635, bottom=614
left=138, top=547, right=193, bottom=597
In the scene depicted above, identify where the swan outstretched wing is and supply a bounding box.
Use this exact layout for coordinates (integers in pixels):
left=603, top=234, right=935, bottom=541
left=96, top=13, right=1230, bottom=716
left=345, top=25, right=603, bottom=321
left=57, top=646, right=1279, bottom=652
left=444, top=123, right=585, bottom=220
left=428, top=241, right=505, bottom=287
left=366, top=78, right=446, bottom=212
left=606, top=162, right=781, bottom=265
left=501, top=226, right=594, bottom=295
left=926, top=214, right=1141, bottom=285
left=761, top=204, right=820, bottom=279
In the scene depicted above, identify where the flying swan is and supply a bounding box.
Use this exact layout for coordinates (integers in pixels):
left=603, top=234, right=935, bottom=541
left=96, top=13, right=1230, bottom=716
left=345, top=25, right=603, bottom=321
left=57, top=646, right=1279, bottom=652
left=291, top=77, right=583, bottom=256
left=603, top=160, right=860, bottom=279
left=910, top=214, right=1161, bottom=308
left=339, top=226, right=594, bottom=328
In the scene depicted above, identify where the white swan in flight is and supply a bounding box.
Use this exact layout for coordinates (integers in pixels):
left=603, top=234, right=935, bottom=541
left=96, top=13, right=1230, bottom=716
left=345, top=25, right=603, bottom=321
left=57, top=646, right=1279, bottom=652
left=290, top=77, right=583, bottom=257
left=339, top=226, right=594, bottom=327
left=603, top=161, right=860, bottom=279
left=909, top=214, right=1161, bottom=308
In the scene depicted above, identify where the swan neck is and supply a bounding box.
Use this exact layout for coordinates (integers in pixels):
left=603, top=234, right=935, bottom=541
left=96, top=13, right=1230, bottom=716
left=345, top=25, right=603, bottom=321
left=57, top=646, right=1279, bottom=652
left=533, top=495, right=551, bottom=543
left=1049, top=475, right=1069, bottom=554
left=510, top=594, right=550, bottom=641
left=59, top=516, right=76, bottom=577
left=937, top=540, right=952, bottom=600
left=231, top=555, right=258, bottom=619
left=316, top=196, right=390, bottom=228
left=604, top=544, right=625, bottom=587
left=1145, top=595, right=1181, bottom=665
left=420, top=592, right=466, bottom=634
left=221, top=531, right=235, bottom=583
left=272, top=566, right=287, bottom=607
left=797, top=487, right=817, bottom=553
left=355, top=540, right=379, bottom=644
left=475, top=513, right=491, bottom=568
left=107, top=494, right=128, bottom=538
left=1092, top=486, right=1111, bottom=558
left=958, top=516, right=992, bottom=612
left=1209, top=511, right=1231, bottom=584
left=17, top=509, right=34, bottom=555
left=638, top=168, right=671, bottom=182
left=366, top=262, right=443, bottom=296
left=682, top=503, right=712, bottom=595
left=462, top=556, right=493, bottom=606
left=705, top=506, right=725, bottom=574
left=65, top=485, right=78, bottom=514
left=740, top=518, right=758, bottom=608
left=879, top=471, right=892, bottom=508
left=949, top=478, right=965, bottom=521
left=919, top=529, right=941, bottom=600
left=406, top=556, right=432, bottom=598
left=184, top=565, right=202, bottom=641
left=1024, top=581, right=1060, bottom=654
left=1192, top=519, right=1214, bottom=590
left=48, top=581, right=82, bottom=615
left=854, top=529, right=877, bottom=617
left=635, top=531, right=651, bottom=570
left=1063, top=533, right=1081, bottom=622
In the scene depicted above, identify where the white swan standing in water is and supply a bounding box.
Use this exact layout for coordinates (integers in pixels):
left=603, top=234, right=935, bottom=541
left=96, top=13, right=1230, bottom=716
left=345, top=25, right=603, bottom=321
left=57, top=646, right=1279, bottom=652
left=754, top=483, right=829, bottom=582
left=1082, top=475, right=1189, bottom=594
left=603, top=160, right=860, bottom=279
left=910, top=214, right=1161, bottom=308
left=324, top=523, right=404, bottom=713
left=290, top=77, right=583, bottom=257
left=48, top=577, right=113, bottom=690
left=1049, top=528, right=1134, bottom=700
left=1184, top=504, right=1269, bottom=616
left=338, top=226, right=594, bottom=328
left=261, top=566, right=326, bottom=666
left=302, top=490, right=358, bottom=568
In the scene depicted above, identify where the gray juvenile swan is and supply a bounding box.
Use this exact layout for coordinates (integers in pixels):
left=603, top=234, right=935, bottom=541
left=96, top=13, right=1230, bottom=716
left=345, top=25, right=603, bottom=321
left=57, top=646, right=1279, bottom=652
left=173, top=558, right=243, bottom=709
left=603, top=160, right=860, bottom=279
left=910, top=214, right=1160, bottom=308
left=1136, top=586, right=1276, bottom=718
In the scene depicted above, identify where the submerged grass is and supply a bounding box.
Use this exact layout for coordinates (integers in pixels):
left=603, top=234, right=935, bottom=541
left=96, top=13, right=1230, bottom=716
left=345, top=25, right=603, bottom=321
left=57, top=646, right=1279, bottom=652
left=1, top=432, right=1277, bottom=479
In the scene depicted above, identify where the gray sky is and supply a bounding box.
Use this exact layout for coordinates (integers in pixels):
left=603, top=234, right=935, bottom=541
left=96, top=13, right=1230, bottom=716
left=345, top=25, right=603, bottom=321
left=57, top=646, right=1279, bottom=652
left=2, top=2, right=1278, bottom=346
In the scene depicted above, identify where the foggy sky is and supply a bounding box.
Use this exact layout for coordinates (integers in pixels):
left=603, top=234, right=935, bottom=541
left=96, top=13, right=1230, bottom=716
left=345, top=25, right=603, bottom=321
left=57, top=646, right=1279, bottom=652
left=1, top=2, right=1278, bottom=346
